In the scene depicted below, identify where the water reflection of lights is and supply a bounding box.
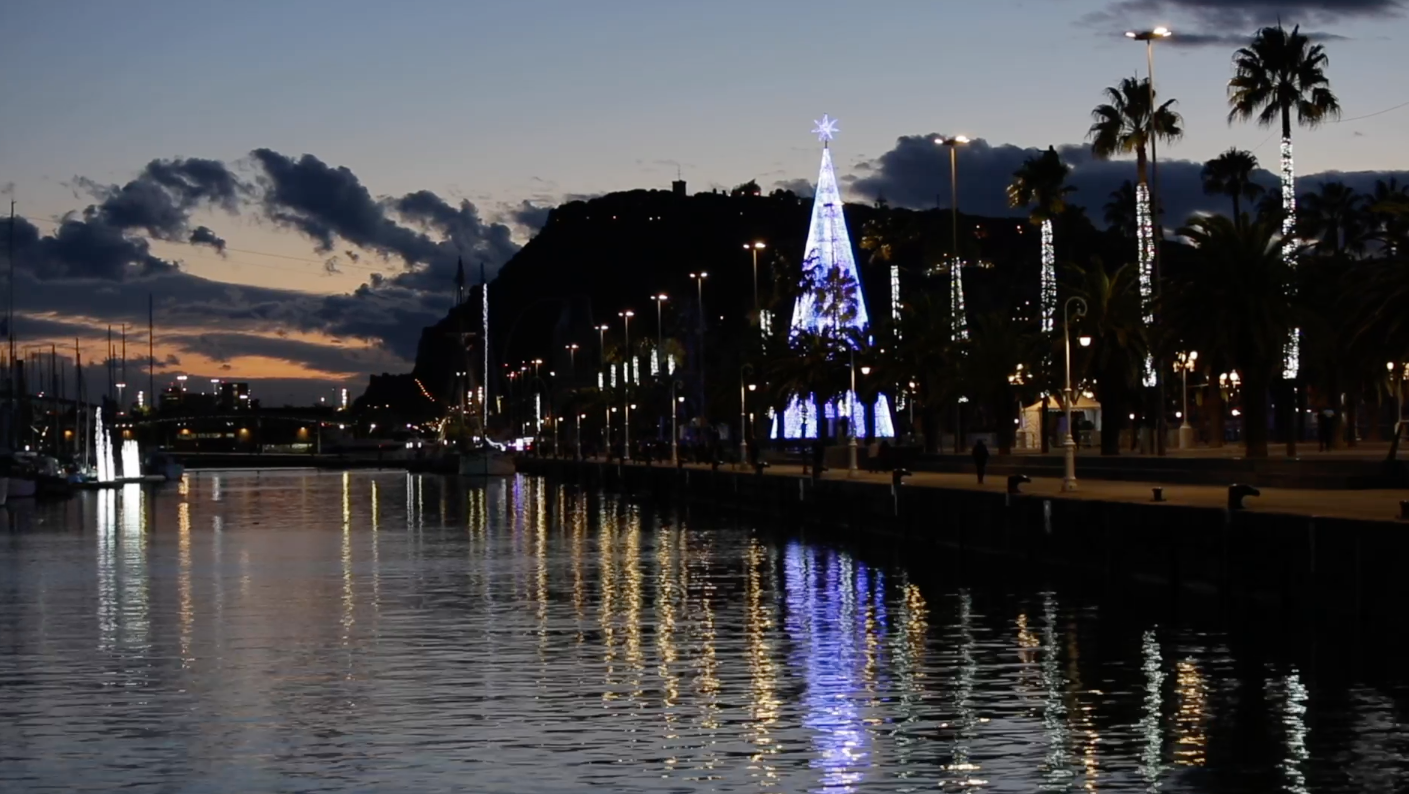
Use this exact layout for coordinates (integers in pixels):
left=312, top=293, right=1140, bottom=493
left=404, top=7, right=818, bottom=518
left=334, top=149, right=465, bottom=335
left=622, top=509, right=644, bottom=709
left=211, top=474, right=221, bottom=502
left=342, top=472, right=355, bottom=653
left=119, top=484, right=149, bottom=651
left=598, top=504, right=618, bottom=702
left=1173, top=659, right=1207, bottom=766
left=690, top=531, right=722, bottom=775
left=96, top=489, right=118, bottom=654
left=784, top=543, right=871, bottom=792
left=1139, top=629, right=1166, bottom=790
left=535, top=486, right=550, bottom=668
left=179, top=500, right=193, bottom=667
left=1035, top=593, right=1073, bottom=788
left=655, top=521, right=680, bottom=760
left=1271, top=671, right=1310, bottom=794
left=745, top=539, right=780, bottom=786
left=946, top=589, right=981, bottom=789
left=890, top=577, right=925, bottom=774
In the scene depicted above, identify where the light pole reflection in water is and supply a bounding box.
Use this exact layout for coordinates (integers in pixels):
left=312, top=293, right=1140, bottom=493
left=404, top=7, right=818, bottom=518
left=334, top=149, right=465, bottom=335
left=1173, top=657, right=1208, bottom=766
left=745, top=538, right=780, bottom=786
left=1270, top=672, right=1310, bottom=794
left=943, top=589, right=985, bottom=788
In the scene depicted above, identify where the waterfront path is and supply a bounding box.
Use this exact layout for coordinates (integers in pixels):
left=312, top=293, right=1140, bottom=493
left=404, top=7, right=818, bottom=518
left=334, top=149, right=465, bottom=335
left=632, top=461, right=1409, bottom=524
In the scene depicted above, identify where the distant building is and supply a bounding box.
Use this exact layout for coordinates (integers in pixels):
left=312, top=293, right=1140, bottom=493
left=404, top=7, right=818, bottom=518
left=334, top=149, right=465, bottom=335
left=219, top=382, right=251, bottom=411
left=672, top=179, right=686, bottom=197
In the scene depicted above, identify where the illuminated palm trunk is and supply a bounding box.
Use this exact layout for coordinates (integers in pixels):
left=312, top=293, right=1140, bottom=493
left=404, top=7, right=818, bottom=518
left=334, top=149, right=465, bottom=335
left=1040, top=219, right=1056, bottom=335
left=1280, top=135, right=1300, bottom=379
left=1135, top=181, right=1156, bottom=387
left=951, top=258, right=968, bottom=342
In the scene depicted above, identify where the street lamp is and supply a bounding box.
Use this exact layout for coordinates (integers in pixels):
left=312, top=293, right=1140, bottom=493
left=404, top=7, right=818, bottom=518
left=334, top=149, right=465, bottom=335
left=935, top=135, right=971, bottom=272
left=1127, top=25, right=1172, bottom=455
left=1175, top=350, right=1198, bottom=450
left=565, top=343, right=579, bottom=380
left=743, top=242, right=766, bottom=315
left=619, top=310, right=635, bottom=459
left=651, top=294, right=668, bottom=375
left=1062, top=296, right=1089, bottom=492
left=670, top=381, right=684, bottom=465
left=690, top=272, right=709, bottom=407
left=116, top=382, right=127, bottom=411
left=1389, top=361, right=1406, bottom=438
left=739, top=363, right=755, bottom=466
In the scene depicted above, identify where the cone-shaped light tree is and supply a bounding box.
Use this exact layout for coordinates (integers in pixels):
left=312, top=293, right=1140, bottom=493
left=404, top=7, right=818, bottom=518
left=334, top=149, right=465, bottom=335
left=1007, top=146, right=1075, bottom=336
left=1227, top=23, right=1340, bottom=379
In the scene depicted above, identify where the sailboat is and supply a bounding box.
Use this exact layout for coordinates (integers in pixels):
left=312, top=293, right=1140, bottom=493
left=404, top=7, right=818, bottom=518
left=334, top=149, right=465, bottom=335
left=458, top=258, right=513, bottom=477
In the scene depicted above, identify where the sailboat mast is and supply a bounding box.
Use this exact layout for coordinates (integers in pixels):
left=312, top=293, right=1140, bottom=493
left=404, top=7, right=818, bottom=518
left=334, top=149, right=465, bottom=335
left=481, top=258, right=489, bottom=443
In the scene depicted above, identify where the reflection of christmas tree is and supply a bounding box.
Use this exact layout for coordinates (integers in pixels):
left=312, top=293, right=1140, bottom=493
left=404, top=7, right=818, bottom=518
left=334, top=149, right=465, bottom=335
left=773, top=116, right=894, bottom=440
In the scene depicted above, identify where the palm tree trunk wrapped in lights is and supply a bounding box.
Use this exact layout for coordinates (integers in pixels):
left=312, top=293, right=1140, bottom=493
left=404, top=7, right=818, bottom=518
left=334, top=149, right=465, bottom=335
left=1087, top=78, right=1182, bottom=390
left=1008, top=146, right=1074, bottom=338
left=1040, top=220, right=1056, bottom=334
left=1228, top=23, right=1340, bottom=382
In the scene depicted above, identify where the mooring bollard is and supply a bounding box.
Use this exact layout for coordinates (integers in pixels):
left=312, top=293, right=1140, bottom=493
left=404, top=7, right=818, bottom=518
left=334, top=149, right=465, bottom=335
left=710, top=458, right=721, bottom=472
left=1228, top=483, right=1260, bottom=510
left=1399, top=499, right=1409, bottom=521
left=1152, top=487, right=1165, bottom=502
left=1007, top=474, right=1031, bottom=495
left=753, top=461, right=770, bottom=476
left=891, top=468, right=912, bottom=488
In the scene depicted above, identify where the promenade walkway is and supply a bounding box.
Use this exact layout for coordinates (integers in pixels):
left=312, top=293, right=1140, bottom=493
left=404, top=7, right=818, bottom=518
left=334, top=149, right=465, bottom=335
left=656, top=461, right=1409, bottom=525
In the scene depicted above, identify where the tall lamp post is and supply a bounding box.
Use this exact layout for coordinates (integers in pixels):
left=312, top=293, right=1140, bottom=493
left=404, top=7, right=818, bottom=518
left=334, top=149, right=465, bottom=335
left=565, top=343, right=579, bottom=380
left=1062, top=296, right=1091, bottom=492
left=743, top=242, right=766, bottom=316
left=937, top=134, right=970, bottom=453
left=619, top=310, right=634, bottom=460
left=1390, top=361, right=1406, bottom=440
left=1175, top=350, right=1198, bottom=450
left=651, top=294, right=668, bottom=374
left=1127, top=26, right=1172, bottom=455
left=670, top=380, right=683, bottom=465
left=739, top=363, right=755, bottom=466
left=689, top=272, right=709, bottom=411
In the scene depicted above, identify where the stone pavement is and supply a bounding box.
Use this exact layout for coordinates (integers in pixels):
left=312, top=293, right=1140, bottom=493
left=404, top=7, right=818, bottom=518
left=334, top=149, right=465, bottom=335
left=664, top=462, right=1409, bottom=524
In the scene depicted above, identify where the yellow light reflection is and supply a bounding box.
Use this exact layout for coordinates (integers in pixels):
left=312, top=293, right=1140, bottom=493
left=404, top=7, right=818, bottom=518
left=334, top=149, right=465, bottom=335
left=1173, top=659, right=1207, bottom=766
left=179, top=500, right=193, bottom=667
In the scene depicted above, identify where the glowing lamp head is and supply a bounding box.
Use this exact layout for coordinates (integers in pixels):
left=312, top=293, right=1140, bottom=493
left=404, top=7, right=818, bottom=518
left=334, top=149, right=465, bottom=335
left=860, top=366, right=872, bottom=376
left=1079, top=336, right=1092, bottom=348
left=747, top=384, right=756, bottom=392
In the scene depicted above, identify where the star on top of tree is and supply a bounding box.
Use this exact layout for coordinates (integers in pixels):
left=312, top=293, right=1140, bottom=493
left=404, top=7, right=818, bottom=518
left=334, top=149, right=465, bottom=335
left=812, top=114, right=839, bottom=143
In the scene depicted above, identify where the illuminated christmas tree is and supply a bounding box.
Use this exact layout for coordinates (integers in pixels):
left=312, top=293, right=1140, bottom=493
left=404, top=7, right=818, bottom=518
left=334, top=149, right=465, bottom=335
left=772, top=115, right=894, bottom=440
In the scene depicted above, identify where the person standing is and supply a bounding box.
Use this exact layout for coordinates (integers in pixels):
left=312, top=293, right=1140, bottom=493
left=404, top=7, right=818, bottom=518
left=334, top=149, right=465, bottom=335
left=972, top=439, right=989, bottom=485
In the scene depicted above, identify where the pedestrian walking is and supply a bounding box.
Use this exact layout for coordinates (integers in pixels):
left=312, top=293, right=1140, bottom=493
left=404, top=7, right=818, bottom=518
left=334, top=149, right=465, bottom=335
left=972, top=439, right=989, bottom=485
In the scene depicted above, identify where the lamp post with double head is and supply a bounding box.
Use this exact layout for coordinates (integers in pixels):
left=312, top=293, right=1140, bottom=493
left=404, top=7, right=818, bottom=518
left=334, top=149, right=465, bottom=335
left=670, top=380, right=684, bottom=465
left=1063, top=296, right=1091, bottom=491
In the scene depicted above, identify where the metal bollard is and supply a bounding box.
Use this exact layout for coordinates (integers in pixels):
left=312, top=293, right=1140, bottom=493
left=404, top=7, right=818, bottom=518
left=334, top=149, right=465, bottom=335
left=753, top=461, right=770, bottom=476
left=1152, top=487, right=1165, bottom=502
left=1399, top=500, right=1408, bottom=521
left=1228, top=483, right=1260, bottom=510
left=891, top=468, right=912, bottom=488
left=1007, top=474, right=1031, bottom=495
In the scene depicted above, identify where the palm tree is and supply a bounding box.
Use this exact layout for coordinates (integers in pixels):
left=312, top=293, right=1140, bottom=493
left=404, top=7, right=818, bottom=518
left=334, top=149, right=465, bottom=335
left=1008, top=146, right=1075, bottom=336
left=1069, top=260, right=1147, bottom=456
left=1201, top=148, right=1264, bottom=228
left=1088, top=75, right=1184, bottom=310
left=1104, top=181, right=1138, bottom=240
left=963, top=312, right=1039, bottom=454
left=1228, top=23, right=1340, bottom=383
left=1166, top=215, right=1293, bottom=457
left=1366, top=178, right=1409, bottom=255
left=1299, top=181, right=1365, bottom=257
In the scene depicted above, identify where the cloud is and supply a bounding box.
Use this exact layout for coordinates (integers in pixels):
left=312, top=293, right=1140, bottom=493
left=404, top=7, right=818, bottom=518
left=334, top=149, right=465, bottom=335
left=1084, top=0, right=1399, bottom=45
left=847, top=133, right=1409, bottom=228
left=74, top=157, right=247, bottom=242
left=771, top=178, right=815, bottom=197
left=4, top=213, right=178, bottom=280
left=166, top=331, right=407, bottom=374
left=508, top=200, right=554, bottom=233
left=188, top=225, right=227, bottom=254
